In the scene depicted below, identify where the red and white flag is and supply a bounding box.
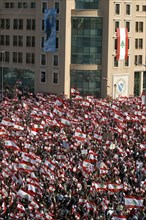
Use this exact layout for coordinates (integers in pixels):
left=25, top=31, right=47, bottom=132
left=112, top=214, right=127, bottom=220
left=116, top=28, right=128, bottom=60
left=61, top=118, right=71, bottom=126
left=82, top=159, right=93, bottom=173
left=74, top=130, right=86, bottom=141
left=17, top=189, right=33, bottom=201
left=124, top=195, right=143, bottom=208
left=4, top=140, right=20, bottom=151
left=82, top=100, right=90, bottom=107
left=108, top=183, right=123, bottom=192
left=17, top=202, right=25, bottom=212
left=94, top=182, right=107, bottom=191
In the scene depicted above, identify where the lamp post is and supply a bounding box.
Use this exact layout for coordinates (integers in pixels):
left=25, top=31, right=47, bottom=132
left=0, top=51, right=5, bottom=101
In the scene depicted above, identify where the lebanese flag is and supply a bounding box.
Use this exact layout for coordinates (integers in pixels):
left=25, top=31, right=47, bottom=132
left=108, top=183, right=123, bottom=192
left=17, top=189, right=33, bottom=201
left=53, top=107, right=63, bottom=116
left=116, top=28, right=128, bottom=60
left=124, top=195, right=143, bottom=208
left=94, top=133, right=102, bottom=142
left=82, top=100, right=90, bottom=107
left=44, top=159, right=56, bottom=173
left=61, top=118, right=71, bottom=126
left=4, top=140, right=20, bottom=151
left=74, top=130, right=86, bottom=141
left=17, top=202, right=25, bottom=212
left=54, top=98, right=63, bottom=107
left=94, top=182, right=107, bottom=191
left=112, top=214, right=127, bottom=220
left=71, top=88, right=79, bottom=96
left=1, top=118, right=13, bottom=126
left=82, top=159, right=93, bottom=173
left=13, top=123, right=24, bottom=131
left=18, top=162, right=34, bottom=173
left=27, top=183, right=41, bottom=196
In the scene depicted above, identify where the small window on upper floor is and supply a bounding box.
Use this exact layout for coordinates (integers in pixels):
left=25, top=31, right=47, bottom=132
left=42, top=2, right=47, bottom=13
left=31, top=2, right=36, bottom=8
left=55, top=2, right=60, bottom=13
left=40, top=71, right=46, bottom=83
left=136, top=5, right=139, bottom=11
left=115, top=3, right=120, bottom=15
left=126, top=4, right=131, bottom=15
left=142, top=5, right=146, bottom=11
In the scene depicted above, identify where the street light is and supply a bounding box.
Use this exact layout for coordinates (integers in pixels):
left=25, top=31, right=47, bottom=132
left=0, top=51, right=5, bottom=101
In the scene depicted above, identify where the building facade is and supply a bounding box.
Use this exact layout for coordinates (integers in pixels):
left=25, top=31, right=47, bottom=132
left=0, top=0, right=146, bottom=98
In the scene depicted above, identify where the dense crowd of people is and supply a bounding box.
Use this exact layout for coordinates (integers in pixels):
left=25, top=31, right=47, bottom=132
left=0, top=91, right=146, bottom=220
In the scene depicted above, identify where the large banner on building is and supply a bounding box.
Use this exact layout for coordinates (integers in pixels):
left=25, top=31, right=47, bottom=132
left=113, top=74, right=129, bottom=98
left=44, top=9, right=56, bottom=52
left=116, top=28, right=128, bottom=60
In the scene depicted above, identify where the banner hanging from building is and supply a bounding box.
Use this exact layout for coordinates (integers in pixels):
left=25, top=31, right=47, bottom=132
left=43, top=8, right=56, bottom=52
left=116, top=28, right=128, bottom=60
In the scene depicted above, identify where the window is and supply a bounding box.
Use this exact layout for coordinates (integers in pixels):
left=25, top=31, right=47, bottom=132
left=142, top=5, right=146, bottom=11
left=0, top=35, right=10, bottom=46
left=13, top=52, right=17, bottom=63
left=6, top=19, right=10, bottom=29
left=0, top=19, right=5, bottom=29
left=5, top=35, right=10, bottom=45
left=115, top=21, right=120, bottom=32
left=114, top=56, right=118, bottom=67
left=5, top=51, right=10, bottom=62
left=71, top=17, right=102, bottom=65
left=0, top=35, right=4, bottom=45
left=55, top=2, right=60, bottom=13
left=53, top=55, right=59, bottom=66
left=128, top=39, right=130, bottom=49
left=40, top=71, right=46, bottom=83
left=18, top=2, right=22, bottom=8
left=26, top=53, right=35, bottom=64
left=26, top=19, right=35, bottom=30
left=19, top=36, right=23, bottom=46
left=126, top=4, right=131, bottom=15
left=13, top=19, right=23, bottom=30
left=42, top=2, right=47, bottom=13
left=41, top=54, right=46, bottom=66
left=56, top=20, right=59, bottom=31
left=136, top=22, right=143, bottom=32
left=52, top=72, right=59, bottom=84
left=56, top=37, right=59, bottom=49
left=115, top=4, right=120, bottom=14
left=125, top=21, right=130, bottom=32
left=135, top=39, right=143, bottom=49
left=0, top=19, right=10, bottom=30
left=26, top=36, right=35, bottom=47
left=135, top=55, right=142, bottom=65
left=136, top=5, right=139, bottom=11
left=5, top=2, right=14, bottom=8
left=31, top=2, right=36, bottom=8
left=13, top=36, right=17, bottom=46
left=125, top=56, right=129, bottom=67
left=114, top=39, right=117, bottom=50
left=75, top=0, right=98, bottom=9
left=41, top=37, right=44, bottom=48
left=42, top=19, right=45, bottom=31
left=18, top=52, right=23, bottom=63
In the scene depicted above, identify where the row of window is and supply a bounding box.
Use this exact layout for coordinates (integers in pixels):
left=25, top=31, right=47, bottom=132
left=4, top=2, right=35, bottom=9
left=0, top=52, right=59, bottom=67
left=4, top=1, right=60, bottom=13
left=114, top=55, right=143, bottom=68
left=115, top=3, right=146, bottom=15
left=0, top=35, right=59, bottom=51
left=114, top=21, right=144, bottom=33
left=0, top=18, right=60, bottom=31
left=40, top=71, right=59, bottom=85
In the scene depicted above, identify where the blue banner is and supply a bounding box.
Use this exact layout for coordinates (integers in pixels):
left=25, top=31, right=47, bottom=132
left=44, top=9, right=56, bottom=52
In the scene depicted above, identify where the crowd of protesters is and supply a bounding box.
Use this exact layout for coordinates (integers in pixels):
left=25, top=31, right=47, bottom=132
left=0, top=90, right=146, bottom=220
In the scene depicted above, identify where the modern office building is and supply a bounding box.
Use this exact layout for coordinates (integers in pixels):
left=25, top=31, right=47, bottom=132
left=0, top=0, right=146, bottom=99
